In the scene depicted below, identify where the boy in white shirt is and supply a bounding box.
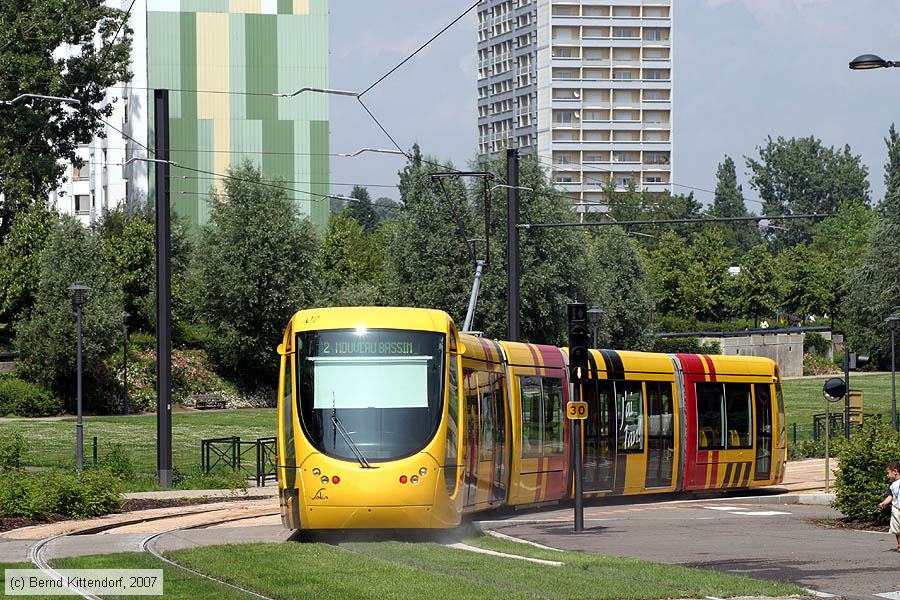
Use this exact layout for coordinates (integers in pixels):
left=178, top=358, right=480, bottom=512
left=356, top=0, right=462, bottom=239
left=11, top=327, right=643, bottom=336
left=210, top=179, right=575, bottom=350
left=878, top=460, right=900, bottom=551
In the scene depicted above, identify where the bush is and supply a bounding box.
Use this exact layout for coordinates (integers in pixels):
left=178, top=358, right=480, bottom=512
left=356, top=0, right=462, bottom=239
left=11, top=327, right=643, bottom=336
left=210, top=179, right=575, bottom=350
left=0, top=376, right=63, bottom=416
left=833, top=418, right=900, bottom=524
left=124, top=347, right=230, bottom=412
left=0, top=468, right=122, bottom=520
left=646, top=336, right=721, bottom=355
left=803, top=353, right=841, bottom=376
left=0, top=432, right=26, bottom=469
left=804, top=332, right=830, bottom=357
left=103, top=444, right=134, bottom=480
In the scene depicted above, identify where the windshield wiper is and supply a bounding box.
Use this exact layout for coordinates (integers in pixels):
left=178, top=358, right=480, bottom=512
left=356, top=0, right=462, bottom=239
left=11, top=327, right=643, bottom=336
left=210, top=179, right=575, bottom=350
left=331, top=410, right=375, bottom=469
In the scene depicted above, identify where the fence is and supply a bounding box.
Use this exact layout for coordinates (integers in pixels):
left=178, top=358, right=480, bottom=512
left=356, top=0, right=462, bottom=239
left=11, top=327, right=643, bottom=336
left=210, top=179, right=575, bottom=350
left=200, top=436, right=277, bottom=487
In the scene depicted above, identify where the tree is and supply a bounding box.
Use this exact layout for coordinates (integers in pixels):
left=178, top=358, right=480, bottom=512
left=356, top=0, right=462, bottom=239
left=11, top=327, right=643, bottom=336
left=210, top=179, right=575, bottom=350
left=775, top=244, right=832, bottom=320
left=0, top=201, right=56, bottom=324
left=0, top=0, right=133, bottom=242
left=190, top=162, right=319, bottom=388
left=746, top=136, right=870, bottom=248
left=846, top=124, right=900, bottom=362
left=382, top=145, right=474, bottom=324
left=15, top=215, right=123, bottom=406
left=341, top=186, right=380, bottom=233
left=707, top=155, right=759, bottom=254
left=646, top=231, right=691, bottom=321
left=732, top=244, right=778, bottom=326
left=584, top=227, right=653, bottom=349
left=318, top=211, right=385, bottom=306
left=473, top=154, right=592, bottom=344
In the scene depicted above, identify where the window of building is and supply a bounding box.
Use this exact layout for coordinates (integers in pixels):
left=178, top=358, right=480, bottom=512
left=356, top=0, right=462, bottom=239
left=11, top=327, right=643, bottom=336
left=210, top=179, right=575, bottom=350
left=616, top=381, right=644, bottom=452
left=555, top=70, right=574, bottom=79
left=75, top=195, right=90, bottom=214
left=519, top=376, right=565, bottom=457
left=556, top=175, right=573, bottom=183
left=555, top=110, right=576, bottom=123
left=616, top=175, right=633, bottom=187
left=645, top=175, right=663, bottom=183
left=583, top=110, right=604, bottom=121
left=696, top=383, right=754, bottom=449
left=613, top=27, right=637, bottom=38
left=553, top=47, right=573, bottom=58
left=74, top=163, right=89, bottom=181
left=645, top=29, right=665, bottom=41
left=645, top=69, right=668, bottom=80
left=644, top=90, right=666, bottom=101
left=613, top=71, right=632, bottom=80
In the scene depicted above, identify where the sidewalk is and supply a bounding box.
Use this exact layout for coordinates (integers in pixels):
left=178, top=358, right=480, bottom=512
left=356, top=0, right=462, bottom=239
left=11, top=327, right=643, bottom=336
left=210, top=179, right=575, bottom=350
left=123, top=483, right=279, bottom=500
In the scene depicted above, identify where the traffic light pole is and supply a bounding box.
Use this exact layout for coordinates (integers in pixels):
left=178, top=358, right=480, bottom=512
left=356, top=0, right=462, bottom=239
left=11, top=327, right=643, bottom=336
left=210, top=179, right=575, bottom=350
left=573, top=377, right=584, bottom=532
left=843, top=348, right=850, bottom=439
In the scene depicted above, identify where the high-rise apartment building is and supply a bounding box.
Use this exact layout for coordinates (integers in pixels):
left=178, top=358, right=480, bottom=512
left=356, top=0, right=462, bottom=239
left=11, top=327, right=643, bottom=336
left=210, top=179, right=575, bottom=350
left=52, top=0, right=331, bottom=230
left=477, top=0, right=673, bottom=210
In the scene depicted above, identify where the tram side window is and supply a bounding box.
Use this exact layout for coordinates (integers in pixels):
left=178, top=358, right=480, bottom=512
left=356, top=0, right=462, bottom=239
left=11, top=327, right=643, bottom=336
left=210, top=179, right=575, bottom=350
left=520, top=376, right=543, bottom=457
left=725, top=383, right=752, bottom=448
left=696, top=383, right=753, bottom=449
left=696, top=383, right=724, bottom=449
left=615, top=381, right=644, bottom=452
left=519, top=375, right=566, bottom=457
left=542, top=378, right=565, bottom=454
left=480, top=373, right=495, bottom=458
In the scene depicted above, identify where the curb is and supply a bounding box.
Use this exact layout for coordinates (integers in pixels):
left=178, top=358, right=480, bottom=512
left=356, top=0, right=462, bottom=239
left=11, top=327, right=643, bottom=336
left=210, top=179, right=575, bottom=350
left=723, top=493, right=834, bottom=506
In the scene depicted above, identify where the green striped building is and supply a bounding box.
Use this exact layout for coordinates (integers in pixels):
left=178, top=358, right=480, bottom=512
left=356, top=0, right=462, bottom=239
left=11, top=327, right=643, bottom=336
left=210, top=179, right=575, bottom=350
left=130, top=0, right=330, bottom=229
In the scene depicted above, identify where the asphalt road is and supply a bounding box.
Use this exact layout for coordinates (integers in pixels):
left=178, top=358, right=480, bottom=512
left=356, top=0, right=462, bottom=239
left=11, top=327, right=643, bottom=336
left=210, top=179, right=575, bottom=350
left=479, top=498, right=899, bottom=600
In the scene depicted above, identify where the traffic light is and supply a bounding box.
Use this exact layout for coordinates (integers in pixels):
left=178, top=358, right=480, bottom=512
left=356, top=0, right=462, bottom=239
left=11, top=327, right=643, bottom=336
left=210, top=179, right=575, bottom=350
left=567, top=302, right=590, bottom=382
left=848, top=352, right=870, bottom=370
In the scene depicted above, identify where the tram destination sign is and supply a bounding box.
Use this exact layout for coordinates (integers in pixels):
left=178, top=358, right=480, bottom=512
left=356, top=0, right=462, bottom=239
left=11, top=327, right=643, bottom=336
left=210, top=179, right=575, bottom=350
left=566, top=400, right=588, bottom=420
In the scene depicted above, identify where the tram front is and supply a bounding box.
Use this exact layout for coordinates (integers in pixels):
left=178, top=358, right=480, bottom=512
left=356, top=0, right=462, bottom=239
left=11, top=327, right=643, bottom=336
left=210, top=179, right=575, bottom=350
left=277, top=307, right=464, bottom=530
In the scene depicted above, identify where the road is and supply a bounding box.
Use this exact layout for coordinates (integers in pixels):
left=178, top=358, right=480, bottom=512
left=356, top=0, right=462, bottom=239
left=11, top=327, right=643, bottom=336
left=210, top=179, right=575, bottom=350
left=479, top=498, right=899, bottom=600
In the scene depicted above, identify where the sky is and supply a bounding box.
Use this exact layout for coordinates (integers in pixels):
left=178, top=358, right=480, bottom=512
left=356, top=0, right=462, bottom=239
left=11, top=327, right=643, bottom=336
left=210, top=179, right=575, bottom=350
left=329, top=0, right=900, bottom=205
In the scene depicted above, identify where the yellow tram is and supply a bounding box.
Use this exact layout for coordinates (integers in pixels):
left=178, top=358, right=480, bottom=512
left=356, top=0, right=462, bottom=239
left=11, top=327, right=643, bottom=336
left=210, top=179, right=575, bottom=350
left=276, top=307, right=787, bottom=530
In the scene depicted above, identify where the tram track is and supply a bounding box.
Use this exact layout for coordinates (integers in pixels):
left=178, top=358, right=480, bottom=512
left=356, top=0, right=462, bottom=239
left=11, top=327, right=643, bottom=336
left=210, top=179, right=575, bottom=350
left=26, top=501, right=279, bottom=599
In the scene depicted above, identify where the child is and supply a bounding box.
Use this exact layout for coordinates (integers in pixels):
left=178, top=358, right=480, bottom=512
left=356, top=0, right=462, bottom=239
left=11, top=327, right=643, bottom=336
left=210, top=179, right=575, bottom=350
left=878, top=460, right=900, bottom=551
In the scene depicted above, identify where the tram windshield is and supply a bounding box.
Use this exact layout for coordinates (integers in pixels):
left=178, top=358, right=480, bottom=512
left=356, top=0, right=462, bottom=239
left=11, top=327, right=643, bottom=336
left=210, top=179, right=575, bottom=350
left=297, top=328, right=445, bottom=462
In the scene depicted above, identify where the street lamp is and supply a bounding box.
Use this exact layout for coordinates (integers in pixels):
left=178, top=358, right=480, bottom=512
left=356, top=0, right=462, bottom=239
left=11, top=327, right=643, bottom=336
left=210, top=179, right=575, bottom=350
left=848, top=54, right=897, bottom=70
left=0, top=94, right=80, bottom=107
left=123, top=310, right=130, bottom=416
left=587, top=306, right=604, bottom=348
left=70, top=282, right=90, bottom=472
left=888, top=312, right=900, bottom=431
left=272, top=87, right=358, bottom=98
left=336, top=147, right=406, bottom=157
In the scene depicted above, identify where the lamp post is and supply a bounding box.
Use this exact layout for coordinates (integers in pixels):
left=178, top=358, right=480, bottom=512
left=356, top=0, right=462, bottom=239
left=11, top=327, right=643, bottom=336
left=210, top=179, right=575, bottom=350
left=888, top=313, right=900, bottom=431
left=123, top=310, right=130, bottom=416
left=587, top=306, right=604, bottom=348
left=70, top=283, right=90, bottom=472
left=848, top=54, right=897, bottom=70
left=0, top=94, right=80, bottom=107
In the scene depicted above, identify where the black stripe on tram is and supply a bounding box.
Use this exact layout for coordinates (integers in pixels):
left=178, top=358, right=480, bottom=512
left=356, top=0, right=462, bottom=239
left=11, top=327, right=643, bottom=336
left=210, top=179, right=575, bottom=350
left=742, top=461, right=752, bottom=487
left=722, top=463, right=734, bottom=488
left=599, top=349, right=625, bottom=380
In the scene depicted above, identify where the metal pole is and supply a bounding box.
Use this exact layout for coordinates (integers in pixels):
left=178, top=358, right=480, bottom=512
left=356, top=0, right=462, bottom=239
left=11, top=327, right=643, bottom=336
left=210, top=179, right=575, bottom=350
left=154, top=89, right=173, bottom=487
left=825, top=391, right=830, bottom=493
left=843, top=348, right=850, bottom=438
left=506, top=148, right=520, bottom=341
left=75, top=303, right=83, bottom=473
left=123, top=313, right=129, bottom=415
left=892, top=323, right=897, bottom=431
left=462, top=260, right=485, bottom=332
left=573, top=380, right=584, bottom=532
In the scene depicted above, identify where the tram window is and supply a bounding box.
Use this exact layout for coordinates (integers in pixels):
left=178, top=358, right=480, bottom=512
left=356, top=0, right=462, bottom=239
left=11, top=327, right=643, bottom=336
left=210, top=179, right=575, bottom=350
left=647, top=382, right=674, bottom=441
left=615, top=381, right=644, bottom=452
left=480, top=374, right=495, bottom=457
left=696, top=383, right=725, bottom=449
left=724, top=383, right=752, bottom=449
left=445, top=356, right=460, bottom=493
left=542, top=378, right=565, bottom=454
left=520, top=376, right=543, bottom=457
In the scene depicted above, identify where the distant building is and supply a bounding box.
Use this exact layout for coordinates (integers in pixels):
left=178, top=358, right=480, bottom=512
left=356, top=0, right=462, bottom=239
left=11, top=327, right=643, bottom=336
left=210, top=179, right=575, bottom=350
left=51, top=0, right=331, bottom=229
left=477, top=0, right=673, bottom=211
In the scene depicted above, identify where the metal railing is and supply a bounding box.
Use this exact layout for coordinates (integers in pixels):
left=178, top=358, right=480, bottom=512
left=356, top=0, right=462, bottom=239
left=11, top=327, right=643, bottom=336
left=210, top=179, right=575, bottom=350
left=201, top=436, right=277, bottom=487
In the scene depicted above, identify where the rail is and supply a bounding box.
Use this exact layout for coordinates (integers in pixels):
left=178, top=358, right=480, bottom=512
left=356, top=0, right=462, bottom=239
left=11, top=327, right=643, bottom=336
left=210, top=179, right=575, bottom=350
left=200, top=436, right=277, bottom=486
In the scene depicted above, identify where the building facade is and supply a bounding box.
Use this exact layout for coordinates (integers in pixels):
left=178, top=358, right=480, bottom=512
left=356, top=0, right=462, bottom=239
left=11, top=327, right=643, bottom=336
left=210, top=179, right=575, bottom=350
left=52, top=0, right=330, bottom=230
left=477, top=0, right=673, bottom=210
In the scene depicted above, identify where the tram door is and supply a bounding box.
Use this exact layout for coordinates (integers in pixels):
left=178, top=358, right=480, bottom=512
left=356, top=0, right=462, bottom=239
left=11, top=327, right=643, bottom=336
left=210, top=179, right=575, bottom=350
left=463, top=369, right=480, bottom=508
left=463, top=368, right=507, bottom=507
left=583, top=379, right=615, bottom=491
left=753, top=384, right=773, bottom=480
left=489, top=373, right=507, bottom=504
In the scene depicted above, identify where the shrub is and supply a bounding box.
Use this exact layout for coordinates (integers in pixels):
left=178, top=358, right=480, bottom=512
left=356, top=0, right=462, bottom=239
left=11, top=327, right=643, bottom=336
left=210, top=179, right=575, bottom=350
left=0, top=432, right=27, bottom=469
left=103, top=444, right=134, bottom=480
left=0, top=376, right=63, bottom=417
left=833, top=417, right=900, bottom=524
left=124, top=347, right=229, bottom=412
left=803, top=353, right=841, bottom=376
left=646, top=336, right=721, bottom=355
left=804, top=332, right=831, bottom=357
left=788, top=438, right=826, bottom=461
left=0, top=468, right=122, bottom=520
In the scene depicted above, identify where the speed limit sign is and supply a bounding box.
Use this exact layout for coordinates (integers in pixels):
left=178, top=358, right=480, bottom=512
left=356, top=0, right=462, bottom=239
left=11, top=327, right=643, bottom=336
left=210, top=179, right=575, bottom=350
left=566, top=401, right=588, bottom=420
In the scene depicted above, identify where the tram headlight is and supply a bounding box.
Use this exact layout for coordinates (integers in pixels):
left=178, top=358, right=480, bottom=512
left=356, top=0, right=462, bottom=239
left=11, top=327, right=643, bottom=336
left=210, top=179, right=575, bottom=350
left=411, top=475, right=419, bottom=484
left=320, top=476, right=329, bottom=485
left=419, top=467, right=427, bottom=476
left=312, top=468, right=320, bottom=477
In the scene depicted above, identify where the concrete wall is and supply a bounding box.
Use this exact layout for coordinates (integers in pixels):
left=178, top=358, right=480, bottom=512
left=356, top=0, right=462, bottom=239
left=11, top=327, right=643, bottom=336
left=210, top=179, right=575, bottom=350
left=700, top=333, right=806, bottom=378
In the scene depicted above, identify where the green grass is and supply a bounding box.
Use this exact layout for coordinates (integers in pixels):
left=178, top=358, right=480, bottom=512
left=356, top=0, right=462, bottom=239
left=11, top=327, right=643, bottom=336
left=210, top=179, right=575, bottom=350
left=0, top=409, right=275, bottom=490
left=1, top=554, right=250, bottom=600
left=168, top=536, right=805, bottom=600
left=1, top=536, right=805, bottom=599
left=782, top=372, right=894, bottom=440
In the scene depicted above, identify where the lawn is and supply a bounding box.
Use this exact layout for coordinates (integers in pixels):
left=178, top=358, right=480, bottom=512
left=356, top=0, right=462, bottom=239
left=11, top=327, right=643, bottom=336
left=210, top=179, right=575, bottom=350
left=167, top=536, right=805, bottom=600
left=782, top=372, right=894, bottom=440
left=0, top=408, right=275, bottom=489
